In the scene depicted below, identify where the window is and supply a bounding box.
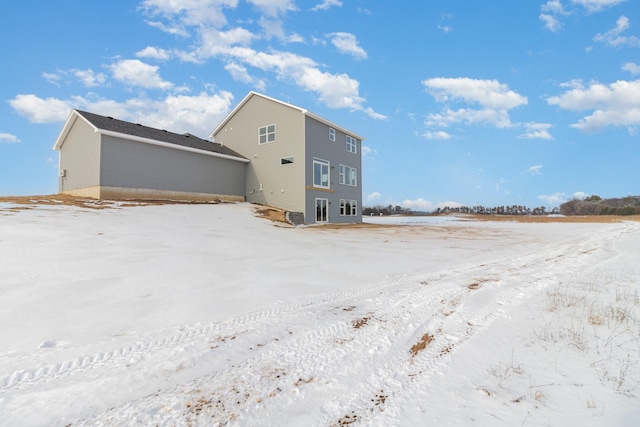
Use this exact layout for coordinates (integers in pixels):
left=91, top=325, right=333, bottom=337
left=313, top=158, right=330, bottom=188
left=281, top=157, right=294, bottom=165
left=329, top=127, right=335, bottom=141
left=339, top=164, right=357, bottom=186
left=258, top=124, right=276, bottom=144
left=346, top=135, right=357, bottom=153
left=340, top=199, right=358, bottom=216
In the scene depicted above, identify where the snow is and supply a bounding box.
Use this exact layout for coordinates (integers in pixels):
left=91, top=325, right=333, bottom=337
left=1, top=202, right=639, bottom=426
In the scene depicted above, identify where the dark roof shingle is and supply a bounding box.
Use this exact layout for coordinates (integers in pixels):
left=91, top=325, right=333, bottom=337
left=76, top=110, right=245, bottom=159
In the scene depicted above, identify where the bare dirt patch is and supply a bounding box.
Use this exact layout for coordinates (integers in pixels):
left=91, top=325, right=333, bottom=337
left=352, top=317, right=371, bottom=329
left=410, top=333, right=435, bottom=357
left=254, top=207, right=289, bottom=224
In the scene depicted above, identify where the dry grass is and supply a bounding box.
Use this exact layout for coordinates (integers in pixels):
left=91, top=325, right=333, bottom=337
left=465, top=214, right=640, bottom=223
left=0, top=194, right=221, bottom=210
left=254, top=207, right=288, bottom=224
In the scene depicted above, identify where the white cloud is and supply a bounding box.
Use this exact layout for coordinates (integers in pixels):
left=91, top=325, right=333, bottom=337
left=144, top=20, right=190, bottom=37
left=526, top=165, right=543, bottom=175
left=423, top=77, right=527, bottom=110
left=140, top=0, right=236, bottom=28
left=328, top=32, right=367, bottom=59
left=547, top=78, right=640, bottom=131
left=9, top=94, right=72, bottom=123
left=8, top=91, right=234, bottom=137
left=540, top=13, right=562, bottom=32
left=74, top=69, right=107, bottom=87
left=224, top=62, right=266, bottom=91
left=425, top=107, right=513, bottom=129
left=42, top=72, right=63, bottom=87
left=136, top=46, right=172, bottom=60
left=141, top=0, right=382, bottom=118
left=537, top=192, right=566, bottom=205
left=311, top=0, right=342, bottom=12
left=0, top=132, right=20, bottom=143
left=42, top=69, right=107, bottom=88
left=361, top=145, right=376, bottom=158
left=540, top=0, right=572, bottom=32
left=422, top=130, right=453, bottom=140
left=437, top=24, right=453, bottom=33
left=422, top=77, right=527, bottom=132
left=542, top=0, right=568, bottom=14
left=219, top=47, right=385, bottom=118
left=110, top=59, right=174, bottom=90
left=247, top=0, right=297, bottom=17
left=401, top=198, right=464, bottom=212
left=593, top=15, right=640, bottom=48
left=519, top=122, right=554, bottom=140
left=622, top=62, right=640, bottom=74
left=366, top=191, right=381, bottom=202
left=571, top=0, right=627, bottom=13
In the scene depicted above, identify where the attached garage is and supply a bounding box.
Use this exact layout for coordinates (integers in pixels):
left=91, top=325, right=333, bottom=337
left=53, top=110, right=248, bottom=201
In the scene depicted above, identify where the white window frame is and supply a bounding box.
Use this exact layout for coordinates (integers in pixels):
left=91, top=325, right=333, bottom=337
left=258, top=124, right=276, bottom=144
left=316, top=198, right=329, bottom=223
left=346, top=135, right=357, bottom=154
left=313, top=158, right=330, bottom=189
left=329, top=127, right=335, bottom=141
left=339, top=164, right=357, bottom=186
left=340, top=199, right=358, bottom=216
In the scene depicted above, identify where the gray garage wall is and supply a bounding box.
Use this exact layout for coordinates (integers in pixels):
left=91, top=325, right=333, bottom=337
left=100, top=135, right=246, bottom=198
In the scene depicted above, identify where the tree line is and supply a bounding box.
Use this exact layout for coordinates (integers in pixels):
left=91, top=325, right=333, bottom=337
left=559, top=195, right=640, bottom=216
left=365, top=195, right=640, bottom=217
left=363, top=204, right=559, bottom=216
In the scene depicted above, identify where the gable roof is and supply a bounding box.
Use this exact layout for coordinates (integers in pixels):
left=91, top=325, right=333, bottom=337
left=53, top=110, right=248, bottom=162
left=209, top=91, right=365, bottom=141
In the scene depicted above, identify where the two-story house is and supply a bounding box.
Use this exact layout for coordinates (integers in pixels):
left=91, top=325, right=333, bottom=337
left=210, top=92, right=363, bottom=224
left=54, top=92, right=364, bottom=224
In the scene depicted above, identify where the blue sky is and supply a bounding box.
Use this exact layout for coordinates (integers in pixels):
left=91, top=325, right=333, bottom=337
left=1, top=0, right=638, bottom=210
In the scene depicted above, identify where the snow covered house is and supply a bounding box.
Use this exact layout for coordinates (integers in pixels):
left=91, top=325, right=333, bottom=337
left=54, top=92, right=364, bottom=224
left=210, top=92, right=364, bottom=224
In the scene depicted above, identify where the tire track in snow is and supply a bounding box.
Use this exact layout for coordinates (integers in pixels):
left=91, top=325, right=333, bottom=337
left=0, top=268, right=463, bottom=391
left=317, top=223, right=636, bottom=425
left=77, top=235, right=582, bottom=425
left=75, top=269, right=490, bottom=425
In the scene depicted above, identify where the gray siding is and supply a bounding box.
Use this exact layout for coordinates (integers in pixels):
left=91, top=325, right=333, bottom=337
left=59, top=116, right=101, bottom=192
left=100, top=135, right=246, bottom=197
left=304, top=116, right=362, bottom=223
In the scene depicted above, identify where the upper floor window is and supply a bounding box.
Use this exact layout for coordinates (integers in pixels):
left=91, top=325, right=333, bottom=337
left=339, top=164, right=357, bottom=186
left=259, top=124, right=276, bottom=144
left=313, top=158, right=330, bottom=189
left=329, top=127, right=335, bottom=141
left=346, top=135, right=357, bottom=153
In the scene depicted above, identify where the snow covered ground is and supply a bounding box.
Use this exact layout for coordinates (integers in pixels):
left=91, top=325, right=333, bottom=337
left=1, top=201, right=638, bottom=426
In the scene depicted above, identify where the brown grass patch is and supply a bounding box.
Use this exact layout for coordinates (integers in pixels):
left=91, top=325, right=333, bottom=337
left=410, top=333, right=435, bottom=357
left=0, top=194, right=221, bottom=210
left=254, top=207, right=289, bottom=224
left=353, top=317, right=370, bottom=329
